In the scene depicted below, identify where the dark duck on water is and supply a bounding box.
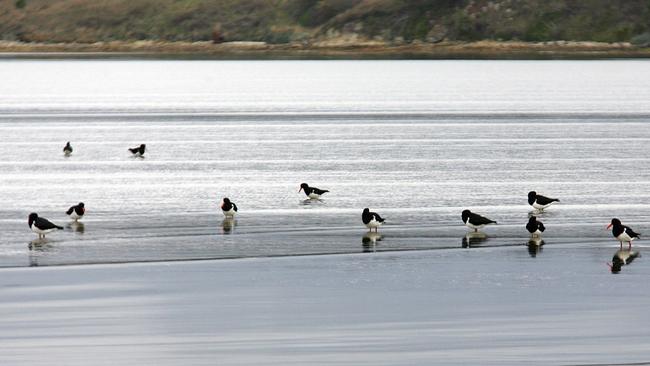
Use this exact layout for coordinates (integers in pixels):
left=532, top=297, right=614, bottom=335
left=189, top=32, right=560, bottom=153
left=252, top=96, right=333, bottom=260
left=129, top=144, right=146, bottom=157
left=607, top=218, right=640, bottom=250
left=528, top=191, right=559, bottom=211
left=461, top=210, right=497, bottom=232
left=66, top=202, right=85, bottom=221
left=299, top=183, right=329, bottom=199
left=526, top=216, right=545, bottom=237
left=221, top=197, right=238, bottom=218
left=362, top=208, right=385, bottom=232
left=28, top=213, right=63, bottom=239
left=63, top=141, right=73, bottom=156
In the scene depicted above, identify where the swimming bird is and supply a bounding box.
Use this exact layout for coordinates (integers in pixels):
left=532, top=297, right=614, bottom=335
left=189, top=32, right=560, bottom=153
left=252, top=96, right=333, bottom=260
left=221, top=197, right=238, bottom=218
left=128, top=144, right=146, bottom=157
left=607, top=218, right=640, bottom=249
left=362, top=208, right=385, bottom=232
left=28, top=213, right=63, bottom=239
left=299, top=183, right=329, bottom=199
left=63, top=142, right=73, bottom=156
left=66, top=202, right=85, bottom=221
left=526, top=216, right=545, bottom=237
left=608, top=249, right=640, bottom=274
left=461, top=210, right=497, bottom=232
left=528, top=191, right=559, bottom=211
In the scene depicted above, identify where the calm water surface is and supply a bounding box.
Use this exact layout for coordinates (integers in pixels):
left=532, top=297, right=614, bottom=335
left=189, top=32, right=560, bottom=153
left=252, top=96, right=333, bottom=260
left=1, top=60, right=650, bottom=267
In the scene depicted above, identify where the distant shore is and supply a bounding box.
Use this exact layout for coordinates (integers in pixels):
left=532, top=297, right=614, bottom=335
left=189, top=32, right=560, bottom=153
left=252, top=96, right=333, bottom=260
left=1, top=40, right=649, bottom=59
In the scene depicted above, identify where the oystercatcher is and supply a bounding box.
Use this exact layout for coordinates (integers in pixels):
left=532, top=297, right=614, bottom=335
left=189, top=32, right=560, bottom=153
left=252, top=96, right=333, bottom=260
left=461, top=210, right=497, bottom=232
left=528, top=191, right=559, bottom=211
left=66, top=202, right=85, bottom=221
left=362, top=208, right=385, bottom=232
left=299, top=183, right=329, bottom=199
left=221, top=197, right=238, bottom=218
left=63, top=142, right=73, bottom=156
left=607, top=218, right=640, bottom=249
left=129, top=144, right=146, bottom=157
left=526, top=216, right=546, bottom=237
left=28, top=213, right=63, bottom=239
left=608, top=249, right=640, bottom=274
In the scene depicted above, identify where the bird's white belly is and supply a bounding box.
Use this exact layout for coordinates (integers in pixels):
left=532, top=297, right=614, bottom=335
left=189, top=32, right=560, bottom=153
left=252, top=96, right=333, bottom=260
left=617, top=232, right=635, bottom=242
left=222, top=208, right=236, bottom=217
left=365, top=219, right=383, bottom=229
left=69, top=211, right=82, bottom=220
left=464, top=221, right=484, bottom=230
left=31, top=224, right=56, bottom=235
left=308, top=192, right=321, bottom=199
left=532, top=201, right=553, bottom=210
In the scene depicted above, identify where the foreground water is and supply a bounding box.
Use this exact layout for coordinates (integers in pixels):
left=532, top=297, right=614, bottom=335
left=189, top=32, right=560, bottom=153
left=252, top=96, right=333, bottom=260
left=1, top=60, right=650, bottom=267
left=3, top=248, right=650, bottom=365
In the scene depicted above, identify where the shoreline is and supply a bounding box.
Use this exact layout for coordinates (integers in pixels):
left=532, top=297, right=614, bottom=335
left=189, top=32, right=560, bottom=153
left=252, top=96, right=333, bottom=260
left=1, top=40, right=649, bottom=59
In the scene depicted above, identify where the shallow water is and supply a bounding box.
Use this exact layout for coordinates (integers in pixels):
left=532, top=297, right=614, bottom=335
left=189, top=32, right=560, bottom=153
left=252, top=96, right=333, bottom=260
left=1, top=60, right=650, bottom=267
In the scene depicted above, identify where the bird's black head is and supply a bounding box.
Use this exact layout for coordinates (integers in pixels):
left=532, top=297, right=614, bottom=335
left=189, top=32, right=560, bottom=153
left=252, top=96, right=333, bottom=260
left=363, top=208, right=369, bottom=213
left=528, top=191, right=537, bottom=198
left=299, top=183, right=309, bottom=192
left=607, top=218, right=621, bottom=230
left=28, top=213, right=38, bottom=226
left=223, top=197, right=230, bottom=203
left=140, top=144, right=146, bottom=149
left=66, top=141, right=71, bottom=146
left=528, top=216, right=537, bottom=223
left=78, top=202, right=85, bottom=207
left=461, top=210, right=471, bottom=221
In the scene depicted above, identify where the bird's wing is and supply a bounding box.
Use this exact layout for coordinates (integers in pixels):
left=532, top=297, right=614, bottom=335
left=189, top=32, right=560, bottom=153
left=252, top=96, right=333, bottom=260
left=470, top=212, right=496, bottom=225
left=372, top=212, right=385, bottom=222
left=66, top=206, right=74, bottom=215
left=312, top=187, right=329, bottom=195
left=538, top=222, right=546, bottom=232
left=233, top=203, right=238, bottom=212
left=625, top=226, right=641, bottom=238
left=536, top=195, right=559, bottom=205
left=36, top=217, right=62, bottom=230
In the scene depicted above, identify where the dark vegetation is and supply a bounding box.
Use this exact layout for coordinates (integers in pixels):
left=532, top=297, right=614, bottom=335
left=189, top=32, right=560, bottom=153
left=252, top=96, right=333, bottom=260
left=1, top=0, right=650, bottom=45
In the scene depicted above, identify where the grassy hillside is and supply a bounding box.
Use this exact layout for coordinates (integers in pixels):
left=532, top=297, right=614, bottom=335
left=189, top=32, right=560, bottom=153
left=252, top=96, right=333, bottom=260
left=1, top=0, right=650, bottom=45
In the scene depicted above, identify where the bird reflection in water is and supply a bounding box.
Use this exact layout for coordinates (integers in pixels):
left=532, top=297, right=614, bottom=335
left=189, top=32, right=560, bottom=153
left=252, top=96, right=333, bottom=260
left=461, top=232, right=488, bottom=248
left=608, top=249, right=640, bottom=274
left=28, top=239, right=54, bottom=267
left=362, top=232, right=383, bottom=252
left=300, top=198, right=325, bottom=206
left=221, top=218, right=237, bottom=234
left=526, top=238, right=545, bottom=257
left=68, top=221, right=85, bottom=234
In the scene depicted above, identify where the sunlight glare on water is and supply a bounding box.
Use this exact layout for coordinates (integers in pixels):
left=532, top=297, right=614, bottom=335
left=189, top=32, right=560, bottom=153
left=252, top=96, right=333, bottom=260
left=1, top=60, right=650, bottom=266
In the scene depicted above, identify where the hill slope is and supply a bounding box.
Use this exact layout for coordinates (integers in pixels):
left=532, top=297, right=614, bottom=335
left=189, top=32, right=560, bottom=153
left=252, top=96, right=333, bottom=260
left=1, top=0, right=650, bottom=45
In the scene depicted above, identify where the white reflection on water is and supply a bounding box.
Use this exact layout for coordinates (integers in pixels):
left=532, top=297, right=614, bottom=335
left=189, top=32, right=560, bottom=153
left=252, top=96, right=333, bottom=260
left=0, top=60, right=649, bottom=266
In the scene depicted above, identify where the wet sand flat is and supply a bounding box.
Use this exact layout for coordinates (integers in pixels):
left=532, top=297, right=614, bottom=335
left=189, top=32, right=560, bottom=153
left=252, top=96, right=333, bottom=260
left=1, top=246, right=649, bottom=365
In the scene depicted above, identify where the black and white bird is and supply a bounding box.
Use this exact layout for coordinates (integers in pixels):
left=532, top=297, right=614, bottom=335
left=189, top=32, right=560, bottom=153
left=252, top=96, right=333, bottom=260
left=607, top=218, right=640, bottom=249
left=362, top=208, right=385, bottom=232
left=66, top=202, right=85, bottom=221
left=299, top=183, right=329, bottom=199
left=526, top=216, right=546, bottom=237
left=461, top=210, right=497, bottom=232
left=221, top=197, right=238, bottom=218
left=63, top=142, right=73, bottom=156
left=528, top=191, right=559, bottom=211
left=128, top=144, right=146, bottom=157
left=28, top=213, right=63, bottom=239
left=608, top=249, right=640, bottom=274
